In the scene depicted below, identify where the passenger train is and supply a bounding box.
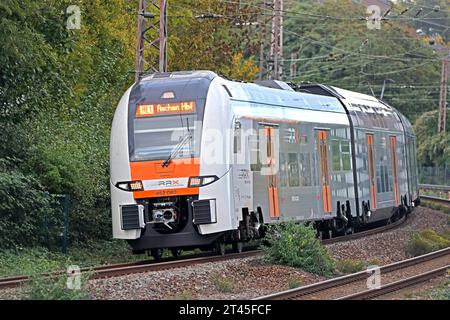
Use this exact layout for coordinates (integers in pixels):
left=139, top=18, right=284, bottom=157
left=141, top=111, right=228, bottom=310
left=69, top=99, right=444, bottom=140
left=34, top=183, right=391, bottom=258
left=110, top=71, right=420, bottom=259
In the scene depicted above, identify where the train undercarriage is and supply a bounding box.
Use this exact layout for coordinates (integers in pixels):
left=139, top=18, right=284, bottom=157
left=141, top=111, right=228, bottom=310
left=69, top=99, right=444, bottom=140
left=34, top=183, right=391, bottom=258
left=128, top=194, right=419, bottom=261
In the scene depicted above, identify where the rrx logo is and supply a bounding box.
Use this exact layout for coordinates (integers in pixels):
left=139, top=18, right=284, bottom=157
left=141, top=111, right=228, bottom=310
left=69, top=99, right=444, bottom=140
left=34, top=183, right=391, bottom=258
left=159, top=180, right=180, bottom=187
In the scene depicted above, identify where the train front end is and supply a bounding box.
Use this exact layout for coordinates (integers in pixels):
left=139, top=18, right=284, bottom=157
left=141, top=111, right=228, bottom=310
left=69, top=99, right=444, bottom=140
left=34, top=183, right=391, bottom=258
left=110, top=71, right=228, bottom=256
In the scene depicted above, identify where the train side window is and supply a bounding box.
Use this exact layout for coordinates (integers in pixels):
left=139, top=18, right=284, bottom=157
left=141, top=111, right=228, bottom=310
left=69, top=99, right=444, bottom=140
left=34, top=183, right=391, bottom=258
left=331, top=140, right=341, bottom=171
left=377, top=156, right=391, bottom=194
left=331, top=139, right=351, bottom=171
left=288, top=153, right=300, bottom=187
left=234, top=126, right=241, bottom=154
left=249, top=133, right=261, bottom=171
left=377, top=156, right=389, bottom=194
left=299, top=153, right=312, bottom=186
left=341, top=141, right=351, bottom=171
left=386, top=156, right=393, bottom=192
left=280, top=153, right=288, bottom=187
left=377, top=162, right=383, bottom=192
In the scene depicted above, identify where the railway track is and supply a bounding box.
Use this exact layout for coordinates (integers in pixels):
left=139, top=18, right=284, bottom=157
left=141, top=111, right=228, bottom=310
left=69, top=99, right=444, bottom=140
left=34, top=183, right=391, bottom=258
left=0, top=215, right=407, bottom=290
left=419, top=184, right=450, bottom=208
left=420, top=195, right=450, bottom=208
left=0, top=250, right=260, bottom=290
left=253, top=247, right=450, bottom=300
left=337, top=265, right=449, bottom=300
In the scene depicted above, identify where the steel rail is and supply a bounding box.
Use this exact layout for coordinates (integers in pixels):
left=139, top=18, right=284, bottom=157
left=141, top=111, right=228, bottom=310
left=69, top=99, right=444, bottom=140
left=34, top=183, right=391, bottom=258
left=419, top=184, right=450, bottom=192
left=337, top=265, right=449, bottom=300
left=253, top=247, right=450, bottom=300
left=420, top=195, right=450, bottom=207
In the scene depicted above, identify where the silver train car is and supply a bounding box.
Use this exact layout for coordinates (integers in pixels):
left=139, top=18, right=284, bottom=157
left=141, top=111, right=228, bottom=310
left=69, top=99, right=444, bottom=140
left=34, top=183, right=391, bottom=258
left=110, top=71, right=420, bottom=259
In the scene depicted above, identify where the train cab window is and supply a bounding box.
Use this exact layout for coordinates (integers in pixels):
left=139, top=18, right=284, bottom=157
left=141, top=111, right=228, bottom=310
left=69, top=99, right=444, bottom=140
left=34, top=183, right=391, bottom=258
left=288, top=153, right=300, bottom=187
left=132, top=114, right=198, bottom=161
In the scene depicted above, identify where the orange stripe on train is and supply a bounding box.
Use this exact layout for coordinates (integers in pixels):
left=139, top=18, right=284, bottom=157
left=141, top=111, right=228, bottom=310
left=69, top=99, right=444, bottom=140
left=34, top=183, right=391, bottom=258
left=130, top=158, right=200, bottom=199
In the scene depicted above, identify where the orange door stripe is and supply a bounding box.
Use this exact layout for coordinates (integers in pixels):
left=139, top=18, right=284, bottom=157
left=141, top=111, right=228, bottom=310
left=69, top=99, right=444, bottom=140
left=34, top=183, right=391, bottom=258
left=367, top=134, right=377, bottom=210
left=273, top=187, right=280, bottom=218
left=268, top=187, right=275, bottom=218
left=318, top=130, right=332, bottom=213
left=265, top=127, right=280, bottom=219
left=390, top=136, right=400, bottom=206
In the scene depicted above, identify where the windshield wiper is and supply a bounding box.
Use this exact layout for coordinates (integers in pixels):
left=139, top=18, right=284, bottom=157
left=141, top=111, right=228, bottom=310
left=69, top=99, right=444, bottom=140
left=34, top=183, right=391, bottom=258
left=162, top=132, right=192, bottom=168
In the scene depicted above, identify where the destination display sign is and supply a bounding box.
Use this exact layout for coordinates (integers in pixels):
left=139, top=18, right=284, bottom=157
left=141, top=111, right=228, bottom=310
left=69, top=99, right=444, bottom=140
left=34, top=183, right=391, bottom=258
left=136, top=101, right=196, bottom=117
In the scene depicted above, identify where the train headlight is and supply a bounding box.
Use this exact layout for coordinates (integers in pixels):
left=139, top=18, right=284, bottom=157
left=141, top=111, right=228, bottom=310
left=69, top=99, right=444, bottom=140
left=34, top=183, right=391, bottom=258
left=115, top=180, right=144, bottom=192
left=188, top=175, right=219, bottom=187
left=130, top=181, right=144, bottom=191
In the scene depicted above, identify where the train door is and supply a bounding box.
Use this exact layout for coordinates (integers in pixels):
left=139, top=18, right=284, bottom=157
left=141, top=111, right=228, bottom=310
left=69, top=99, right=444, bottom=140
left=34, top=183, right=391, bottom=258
left=390, top=136, right=400, bottom=206
left=317, top=130, right=332, bottom=214
left=264, top=126, right=280, bottom=219
left=367, top=134, right=377, bottom=210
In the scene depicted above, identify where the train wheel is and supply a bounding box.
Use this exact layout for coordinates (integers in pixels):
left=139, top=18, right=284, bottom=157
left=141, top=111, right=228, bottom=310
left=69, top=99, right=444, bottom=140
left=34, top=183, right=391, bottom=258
left=232, top=242, right=243, bottom=253
left=151, top=248, right=164, bottom=261
left=171, top=248, right=182, bottom=258
left=215, top=240, right=226, bottom=256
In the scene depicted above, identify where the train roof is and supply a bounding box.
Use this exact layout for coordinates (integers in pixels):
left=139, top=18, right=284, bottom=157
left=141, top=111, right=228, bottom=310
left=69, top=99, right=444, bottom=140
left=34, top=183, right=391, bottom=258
left=135, top=71, right=412, bottom=134
left=224, top=81, right=346, bottom=113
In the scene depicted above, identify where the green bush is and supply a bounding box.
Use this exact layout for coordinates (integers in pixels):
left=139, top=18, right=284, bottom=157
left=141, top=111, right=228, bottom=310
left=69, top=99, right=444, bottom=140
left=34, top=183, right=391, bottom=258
left=24, top=272, right=91, bottom=300
left=0, top=159, right=61, bottom=249
left=262, top=221, right=336, bottom=277
left=431, top=282, right=450, bottom=300
left=406, top=235, right=437, bottom=257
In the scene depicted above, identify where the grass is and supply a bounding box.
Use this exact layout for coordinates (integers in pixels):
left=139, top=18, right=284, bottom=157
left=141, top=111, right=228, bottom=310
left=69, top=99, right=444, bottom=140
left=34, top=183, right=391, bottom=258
left=421, top=200, right=450, bottom=215
left=170, top=290, right=194, bottom=300
left=211, top=273, right=234, bottom=293
left=24, top=272, right=91, bottom=300
left=287, top=275, right=304, bottom=289
left=335, top=259, right=382, bottom=274
left=405, top=228, right=450, bottom=257
left=420, top=190, right=450, bottom=200
left=0, top=240, right=147, bottom=278
left=336, top=259, right=365, bottom=274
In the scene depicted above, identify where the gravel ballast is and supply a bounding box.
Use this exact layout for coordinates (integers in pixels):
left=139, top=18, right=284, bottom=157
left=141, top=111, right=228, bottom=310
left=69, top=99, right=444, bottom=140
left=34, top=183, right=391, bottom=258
left=87, top=207, right=448, bottom=300
left=0, top=207, right=448, bottom=300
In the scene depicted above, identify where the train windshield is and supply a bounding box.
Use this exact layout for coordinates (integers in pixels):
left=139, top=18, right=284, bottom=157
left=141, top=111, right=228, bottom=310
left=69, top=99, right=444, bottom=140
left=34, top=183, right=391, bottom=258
left=131, top=113, right=201, bottom=162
